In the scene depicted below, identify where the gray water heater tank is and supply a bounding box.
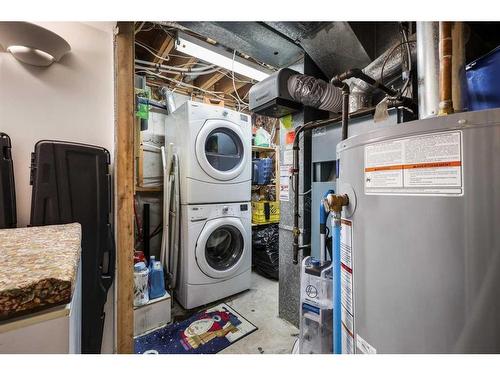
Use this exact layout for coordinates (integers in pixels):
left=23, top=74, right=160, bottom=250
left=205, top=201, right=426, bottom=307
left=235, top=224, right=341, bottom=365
left=336, top=108, right=500, bottom=353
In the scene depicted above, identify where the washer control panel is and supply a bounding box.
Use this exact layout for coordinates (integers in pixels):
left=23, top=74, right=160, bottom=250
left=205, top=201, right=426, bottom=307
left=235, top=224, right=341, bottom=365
left=189, top=203, right=250, bottom=221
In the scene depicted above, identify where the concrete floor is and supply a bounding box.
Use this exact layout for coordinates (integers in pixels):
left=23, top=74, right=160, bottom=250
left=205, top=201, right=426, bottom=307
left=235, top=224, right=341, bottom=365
left=171, top=271, right=299, bottom=354
left=220, top=272, right=299, bottom=354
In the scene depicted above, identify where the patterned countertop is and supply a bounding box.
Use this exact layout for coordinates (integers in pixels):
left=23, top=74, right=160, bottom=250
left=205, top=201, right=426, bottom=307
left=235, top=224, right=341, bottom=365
left=0, top=223, right=81, bottom=320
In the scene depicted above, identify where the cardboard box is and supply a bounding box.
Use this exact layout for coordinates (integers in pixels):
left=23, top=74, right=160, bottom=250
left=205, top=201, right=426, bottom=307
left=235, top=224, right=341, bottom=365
left=134, top=292, right=171, bottom=337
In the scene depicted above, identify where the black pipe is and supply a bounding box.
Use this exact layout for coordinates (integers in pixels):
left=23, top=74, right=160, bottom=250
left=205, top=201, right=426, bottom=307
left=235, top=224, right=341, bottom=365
left=292, top=114, right=343, bottom=264
left=331, top=68, right=397, bottom=97
left=332, top=82, right=350, bottom=141
left=331, top=68, right=418, bottom=113
left=290, top=100, right=414, bottom=264
left=143, top=203, right=150, bottom=261
left=138, top=97, right=168, bottom=111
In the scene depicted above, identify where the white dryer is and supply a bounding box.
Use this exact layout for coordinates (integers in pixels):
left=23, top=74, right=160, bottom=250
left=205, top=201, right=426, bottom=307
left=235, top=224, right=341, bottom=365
left=165, top=101, right=252, bottom=204
left=176, top=202, right=252, bottom=309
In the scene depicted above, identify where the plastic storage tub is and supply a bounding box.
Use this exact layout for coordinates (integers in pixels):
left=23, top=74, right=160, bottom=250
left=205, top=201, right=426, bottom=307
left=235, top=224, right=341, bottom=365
left=252, top=201, right=280, bottom=224
left=466, top=45, right=500, bottom=111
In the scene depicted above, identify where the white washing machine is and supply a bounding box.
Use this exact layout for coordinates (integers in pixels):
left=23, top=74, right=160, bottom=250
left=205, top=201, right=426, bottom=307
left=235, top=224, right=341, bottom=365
left=165, top=101, right=252, bottom=204
left=176, top=202, right=252, bottom=309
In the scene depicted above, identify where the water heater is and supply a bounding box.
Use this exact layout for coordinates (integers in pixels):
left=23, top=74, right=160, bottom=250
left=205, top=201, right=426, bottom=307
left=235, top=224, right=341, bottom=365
left=336, top=108, right=500, bottom=353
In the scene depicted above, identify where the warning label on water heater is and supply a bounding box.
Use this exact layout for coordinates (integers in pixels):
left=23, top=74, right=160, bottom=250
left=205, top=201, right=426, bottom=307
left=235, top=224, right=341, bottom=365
left=340, top=219, right=355, bottom=354
left=364, top=131, right=463, bottom=196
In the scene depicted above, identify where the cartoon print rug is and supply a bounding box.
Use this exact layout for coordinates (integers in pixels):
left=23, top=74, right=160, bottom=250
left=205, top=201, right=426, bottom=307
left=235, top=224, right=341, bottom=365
left=134, top=303, right=258, bottom=354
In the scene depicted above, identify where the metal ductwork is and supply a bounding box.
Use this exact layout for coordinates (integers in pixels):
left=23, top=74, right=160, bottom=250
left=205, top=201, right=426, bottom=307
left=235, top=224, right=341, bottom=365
left=348, top=34, right=417, bottom=113
left=287, top=74, right=343, bottom=113
left=249, top=68, right=343, bottom=117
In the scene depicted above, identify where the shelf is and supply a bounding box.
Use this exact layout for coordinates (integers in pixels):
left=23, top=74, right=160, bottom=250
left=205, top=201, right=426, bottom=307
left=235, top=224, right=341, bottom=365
left=252, top=145, right=276, bottom=152
left=135, top=186, right=163, bottom=193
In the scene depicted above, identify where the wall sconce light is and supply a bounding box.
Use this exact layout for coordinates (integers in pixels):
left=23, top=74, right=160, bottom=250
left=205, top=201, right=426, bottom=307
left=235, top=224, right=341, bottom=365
left=0, top=22, right=71, bottom=67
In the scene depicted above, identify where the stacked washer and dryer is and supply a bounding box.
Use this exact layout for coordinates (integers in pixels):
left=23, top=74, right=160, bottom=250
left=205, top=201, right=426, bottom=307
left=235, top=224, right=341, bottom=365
left=163, top=101, right=252, bottom=309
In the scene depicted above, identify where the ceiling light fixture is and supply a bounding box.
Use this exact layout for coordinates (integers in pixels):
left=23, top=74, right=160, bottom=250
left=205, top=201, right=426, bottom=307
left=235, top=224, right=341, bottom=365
left=175, top=31, right=271, bottom=82
left=0, top=22, right=71, bottom=67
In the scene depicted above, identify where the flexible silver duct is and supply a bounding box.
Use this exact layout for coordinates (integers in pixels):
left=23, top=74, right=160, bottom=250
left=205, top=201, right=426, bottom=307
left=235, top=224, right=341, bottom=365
left=349, top=34, right=417, bottom=113
left=287, top=74, right=343, bottom=113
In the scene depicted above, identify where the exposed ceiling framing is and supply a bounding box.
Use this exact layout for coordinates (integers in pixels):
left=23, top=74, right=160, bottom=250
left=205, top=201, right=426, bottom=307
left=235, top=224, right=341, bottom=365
left=134, top=22, right=259, bottom=111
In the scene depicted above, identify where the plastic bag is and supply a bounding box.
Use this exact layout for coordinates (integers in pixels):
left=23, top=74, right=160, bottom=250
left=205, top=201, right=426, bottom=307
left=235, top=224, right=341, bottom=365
left=252, top=224, right=279, bottom=280
left=254, top=127, right=271, bottom=147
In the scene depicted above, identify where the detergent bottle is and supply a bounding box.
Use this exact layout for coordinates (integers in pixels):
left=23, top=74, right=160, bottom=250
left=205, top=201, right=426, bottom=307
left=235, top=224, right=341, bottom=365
left=133, top=262, right=149, bottom=307
left=148, top=256, right=166, bottom=300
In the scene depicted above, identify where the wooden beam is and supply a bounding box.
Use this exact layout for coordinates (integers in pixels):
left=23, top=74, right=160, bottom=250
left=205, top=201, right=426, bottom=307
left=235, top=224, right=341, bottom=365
left=216, top=76, right=248, bottom=95
left=114, top=21, right=135, bottom=354
left=237, top=83, right=252, bottom=100
left=194, top=71, right=225, bottom=90
left=153, top=35, right=175, bottom=64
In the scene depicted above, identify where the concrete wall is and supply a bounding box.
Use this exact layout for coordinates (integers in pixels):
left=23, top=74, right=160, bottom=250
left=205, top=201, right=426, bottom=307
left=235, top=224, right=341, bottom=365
left=0, top=22, right=116, bottom=353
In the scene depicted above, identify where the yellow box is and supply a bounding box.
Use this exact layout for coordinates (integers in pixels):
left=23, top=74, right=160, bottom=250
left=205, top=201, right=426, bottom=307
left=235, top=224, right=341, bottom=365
left=252, top=201, right=280, bottom=224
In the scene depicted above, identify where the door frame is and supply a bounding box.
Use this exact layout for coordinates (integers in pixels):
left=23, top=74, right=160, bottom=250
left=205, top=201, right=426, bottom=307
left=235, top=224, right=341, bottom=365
left=114, top=21, right=135, bottom=354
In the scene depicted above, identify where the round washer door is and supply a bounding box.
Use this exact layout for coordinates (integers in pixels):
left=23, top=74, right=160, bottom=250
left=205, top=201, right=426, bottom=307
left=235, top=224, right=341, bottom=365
left=195, top=217, right=247, bottom=279
left=195, top=119, right=249, bottom=181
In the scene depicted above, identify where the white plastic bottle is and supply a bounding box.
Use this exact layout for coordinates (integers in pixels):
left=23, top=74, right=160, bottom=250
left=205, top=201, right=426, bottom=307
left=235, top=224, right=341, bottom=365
left=134, top=261, right=150, bottom=307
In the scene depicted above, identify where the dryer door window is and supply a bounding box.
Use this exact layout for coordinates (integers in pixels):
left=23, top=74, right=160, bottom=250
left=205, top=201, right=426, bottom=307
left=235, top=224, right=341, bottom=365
left=205, top=225, right=244, bottom=271
left=195, top=217, right=248, bottom=279
left=195, top=119, right=249, bottom=181
left=204, top=128, right=243, bottom=172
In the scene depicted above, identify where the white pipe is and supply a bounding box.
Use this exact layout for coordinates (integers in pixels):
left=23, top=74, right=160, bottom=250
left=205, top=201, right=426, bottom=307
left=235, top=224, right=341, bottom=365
left=320, top=233, right=326, bottom=263
left=169, top=154, right=180, bottom=290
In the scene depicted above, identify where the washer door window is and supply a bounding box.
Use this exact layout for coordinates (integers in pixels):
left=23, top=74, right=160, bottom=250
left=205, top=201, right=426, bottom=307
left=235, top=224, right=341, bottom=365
left=196, top=119, right=249, bottom=181
left=196, top=217, right=247, bottom=279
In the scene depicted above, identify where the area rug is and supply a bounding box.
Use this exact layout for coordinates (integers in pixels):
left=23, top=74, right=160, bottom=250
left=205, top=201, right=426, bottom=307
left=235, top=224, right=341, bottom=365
left=134, top=303, right=258, bottom=354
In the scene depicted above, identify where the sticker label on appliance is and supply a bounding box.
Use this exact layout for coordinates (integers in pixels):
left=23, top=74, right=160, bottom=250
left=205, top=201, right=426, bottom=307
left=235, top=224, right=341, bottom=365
left=340, top=219, right=353, bottom=269
left=340, top=219, right=355, bottom=354
left=341, top=305, right=354, bottom=333
left=356, top=334, right=377, bottom=354
left=279, top=165, right=290, bottom=201
left=342, top=323, right=355, bottom=354
left=364, top=131, right=463, bottom=196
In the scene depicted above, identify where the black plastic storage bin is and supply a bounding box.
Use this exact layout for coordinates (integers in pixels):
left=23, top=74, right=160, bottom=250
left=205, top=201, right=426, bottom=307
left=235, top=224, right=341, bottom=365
left=30, top=140, right=115, bottom=354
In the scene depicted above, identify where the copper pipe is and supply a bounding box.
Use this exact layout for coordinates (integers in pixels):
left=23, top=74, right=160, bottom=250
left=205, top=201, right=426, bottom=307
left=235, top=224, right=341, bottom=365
left=439, top=21, right=454, bottom=115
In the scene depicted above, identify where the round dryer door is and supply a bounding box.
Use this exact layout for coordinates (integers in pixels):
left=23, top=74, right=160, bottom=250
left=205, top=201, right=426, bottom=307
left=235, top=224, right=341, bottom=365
left=195, top=119, right=249, bottom=181
left=195, top=217, right=247, bottom=279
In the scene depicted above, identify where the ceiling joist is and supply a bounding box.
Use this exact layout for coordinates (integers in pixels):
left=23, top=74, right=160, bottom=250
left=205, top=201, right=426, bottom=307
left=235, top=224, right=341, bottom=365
left=153, top=35, right=175, bottom=64
left=216, top=77, right=248, bottom=95
left=194, top=71, right=225, bottom=90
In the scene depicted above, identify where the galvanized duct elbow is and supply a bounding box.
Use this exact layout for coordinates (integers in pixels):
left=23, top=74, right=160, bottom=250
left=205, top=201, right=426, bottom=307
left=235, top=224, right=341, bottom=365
left=287, top=74, right=343, bottom=113
left=349, top=35, right=417, bottom=112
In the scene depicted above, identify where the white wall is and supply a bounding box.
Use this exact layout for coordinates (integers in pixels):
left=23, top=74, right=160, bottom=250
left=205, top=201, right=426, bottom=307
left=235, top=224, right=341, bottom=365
left=0, top=22, right=116, bottom=353
left=0, top=22, right=115, bottom=226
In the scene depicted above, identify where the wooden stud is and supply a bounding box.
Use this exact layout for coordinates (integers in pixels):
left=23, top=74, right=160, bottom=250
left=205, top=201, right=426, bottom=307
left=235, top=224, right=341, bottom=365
left=115, top=21, right=135, bottom=354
